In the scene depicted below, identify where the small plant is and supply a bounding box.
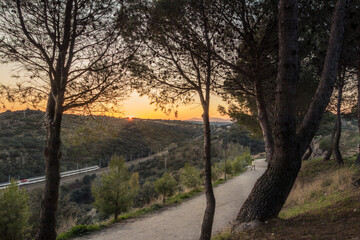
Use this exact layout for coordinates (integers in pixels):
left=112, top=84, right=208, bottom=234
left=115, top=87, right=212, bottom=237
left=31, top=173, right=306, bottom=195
left=154, top=173, right=178, bottom=203
left=92, top=155, right=139, bottom=221
left=180, top=163, right=202, bottom=190
left=0, top=180, right=31, bottom=240
left=56, top=225, right=101, bottom=240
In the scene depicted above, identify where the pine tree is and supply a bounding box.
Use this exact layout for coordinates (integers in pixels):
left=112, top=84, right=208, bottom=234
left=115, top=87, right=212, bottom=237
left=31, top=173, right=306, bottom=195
left=0, top=181, right=31, bottom=240
left=92, top=155, right=139, bottom=221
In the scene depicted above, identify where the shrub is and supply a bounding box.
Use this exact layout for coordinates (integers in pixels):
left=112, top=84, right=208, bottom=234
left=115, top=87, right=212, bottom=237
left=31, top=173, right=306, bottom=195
left=56, top=224, right=101, bottom=240
left=92, top=155, right=139, bottom=220
left=0, top=181, right=31, bottom=240
left=154, top=173, right=178, bottom=203
left=319, top=135, right=331, bottom=151
left=211, top=165, right=221, bottom=182
left=133, top=181, right=158, bottom=207
left=180, top=163, right=202, bottom=190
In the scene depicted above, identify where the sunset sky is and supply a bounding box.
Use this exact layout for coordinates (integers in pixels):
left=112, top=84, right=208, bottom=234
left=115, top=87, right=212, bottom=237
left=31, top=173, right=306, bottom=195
left=0, top=64, right=229, bottom=121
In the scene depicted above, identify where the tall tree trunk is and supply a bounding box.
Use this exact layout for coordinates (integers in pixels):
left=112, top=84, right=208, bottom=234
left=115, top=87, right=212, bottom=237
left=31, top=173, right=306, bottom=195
left=234, top=0, right=349, bottom=226
left=302, top=144, right=313, bottom=161
left=236, top=0, right=300, bottom=223
left=333, top=77, right=344, bottom=165
left=199, top=107, right=216, bottom=240
left=255, top=81, right=274, bottom=166
left=355, top=57, right=360, bottom=166
left=323, top=122, right=337, bottom=161
left=36, top=94, right=64, bottom=240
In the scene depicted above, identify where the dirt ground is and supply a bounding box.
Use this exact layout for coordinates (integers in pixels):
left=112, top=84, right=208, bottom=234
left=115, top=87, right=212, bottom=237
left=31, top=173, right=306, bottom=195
left=232, top=189, right=360, bottom=240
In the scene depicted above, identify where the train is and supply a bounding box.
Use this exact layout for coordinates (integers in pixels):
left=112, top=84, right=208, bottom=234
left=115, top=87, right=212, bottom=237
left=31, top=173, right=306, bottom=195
left=0, top=165, right=100, bottom=190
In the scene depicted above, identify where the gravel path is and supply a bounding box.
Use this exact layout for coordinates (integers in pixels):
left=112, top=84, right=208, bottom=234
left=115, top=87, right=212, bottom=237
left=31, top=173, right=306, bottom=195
left=75, top=158, right=266, bottom=240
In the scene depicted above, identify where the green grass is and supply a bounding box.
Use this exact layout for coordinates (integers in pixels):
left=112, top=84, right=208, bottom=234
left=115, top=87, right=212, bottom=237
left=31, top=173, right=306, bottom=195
left=165, top=188, right=203, bottom=204
left=297, top=155, right=356, bottom=183
left=279, top=191, right=349, bottom=218
left=116, top=203, right=163, bottom=222
left=56, top=225, right=103, bottom=240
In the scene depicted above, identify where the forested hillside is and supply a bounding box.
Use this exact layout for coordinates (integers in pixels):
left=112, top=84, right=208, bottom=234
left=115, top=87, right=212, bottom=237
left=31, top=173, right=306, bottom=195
left=0, top=110, right=203, bottom=182
left=0, top=109, right=264, bottom=183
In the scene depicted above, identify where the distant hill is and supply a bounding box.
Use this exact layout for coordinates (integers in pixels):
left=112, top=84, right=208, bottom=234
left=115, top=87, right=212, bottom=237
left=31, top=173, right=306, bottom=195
left=185, top=117, right=232, bottom=125
left=0, top=110, right=265, bottom=183
left=0, top=110, right=203, bottom=182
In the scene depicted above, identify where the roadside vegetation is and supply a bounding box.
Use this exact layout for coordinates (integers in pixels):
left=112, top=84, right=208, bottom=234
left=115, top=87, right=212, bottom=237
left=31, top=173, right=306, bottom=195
left=55, top=152, right=252, bottom=240
left=212, top=155, right=360, bottom=240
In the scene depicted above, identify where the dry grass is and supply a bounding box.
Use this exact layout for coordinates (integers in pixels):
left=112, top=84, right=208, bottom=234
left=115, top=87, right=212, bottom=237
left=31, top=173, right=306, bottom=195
left=284, top=167, right=354, bottom=208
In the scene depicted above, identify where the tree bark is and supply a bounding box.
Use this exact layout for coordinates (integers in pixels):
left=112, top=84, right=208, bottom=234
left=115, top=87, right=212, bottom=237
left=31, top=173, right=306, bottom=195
left=199, top=108, right=216, bottom=240
left=36, top=93, right=64, bottom=240
left=302, top=144, right=313, bottom=161
left=355, top=57, right=360, bottom=166
left=236, top=0, right=300, bottom=223
left=255, top=81, right=274, bottom=166
left=323, top=122, right=337, bottom=161
left=234, top=0, right=349, bottom=226
left=333, top=77, right=344, bottom=165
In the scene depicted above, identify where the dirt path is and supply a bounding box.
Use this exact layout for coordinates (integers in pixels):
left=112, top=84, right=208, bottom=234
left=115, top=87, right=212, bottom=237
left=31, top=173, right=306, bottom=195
left=75, top=159, right=267, bottom=240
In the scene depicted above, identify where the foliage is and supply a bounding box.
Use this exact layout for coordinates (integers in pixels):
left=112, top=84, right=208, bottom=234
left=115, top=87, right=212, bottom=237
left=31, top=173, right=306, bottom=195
left=180, top=163, right=202, bottom=190
left=0, top=181, right=30, bottom=240
left=165, top=188, right=202, bottom=205
left=154, top=173, right=178, bottom=203
left=211, top=165, right=221, bottom=182
left=0, top=110, right=203, bottom=183
left=117, top=203, right=163, bottom=221
left=56, top=224, right=101, bottom=240
left=319, top=135, right=332, bottom=151
left=133, top=181, right=159, bottom=208
left=92, top=155, right=139, bottom=220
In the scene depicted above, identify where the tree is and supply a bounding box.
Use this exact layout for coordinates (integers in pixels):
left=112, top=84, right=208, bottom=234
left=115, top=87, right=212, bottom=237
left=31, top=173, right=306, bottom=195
left=180, top=163, right=202, bottom=190
left=0, top=181, right=31, bottom=240
left=92, top=155, right=139, bottom=221
left=232, top=0, right=350, bottom=227
left=0, top=1, right=134, bottom=239
left=134, top=181, right=159, bottom=207
left=128, top=1, right=224, bottom=238
left=154, top=173, right=177, bottom=203
left=357, top=57, right=360, bottom=166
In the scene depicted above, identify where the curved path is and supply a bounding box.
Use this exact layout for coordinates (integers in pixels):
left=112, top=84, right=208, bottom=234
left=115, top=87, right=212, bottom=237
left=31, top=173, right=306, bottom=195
left=76, top=159, right=266, bottom=240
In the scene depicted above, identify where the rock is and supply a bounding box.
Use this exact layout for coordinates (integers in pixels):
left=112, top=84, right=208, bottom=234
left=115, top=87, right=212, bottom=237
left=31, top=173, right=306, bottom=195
left=232, top=220, right=264, bottom=233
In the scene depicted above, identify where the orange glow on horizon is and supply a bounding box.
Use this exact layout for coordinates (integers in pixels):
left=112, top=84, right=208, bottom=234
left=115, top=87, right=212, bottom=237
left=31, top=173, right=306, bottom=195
left=1, top=64, right=230, bottom=121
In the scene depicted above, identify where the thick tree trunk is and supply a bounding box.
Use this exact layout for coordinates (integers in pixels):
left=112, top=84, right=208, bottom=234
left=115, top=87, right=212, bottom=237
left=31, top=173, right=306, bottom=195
left=255, top=81, right=274, bottom=166
left=36, top=94, right=64, bottom=240
left=333, top=81, right=344, bottom=165
left=236, top=0, right=299, bottom=224
left=355, top=57, right=360, bottom=166
left=323, top=122, right=337, bottom=161
left=199, top=109, right=216, bottom=240
left=234, top=0, right=349, bottom=226
left=302, top=144, right=313, bottom=161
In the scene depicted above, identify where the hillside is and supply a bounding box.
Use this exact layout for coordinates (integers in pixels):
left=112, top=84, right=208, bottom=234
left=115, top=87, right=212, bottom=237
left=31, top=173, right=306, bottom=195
left=0, top=110, right=264, bottom=183
left=0, top=110, right=203, bottom=182
left=213, top=156, right=360, bottom=240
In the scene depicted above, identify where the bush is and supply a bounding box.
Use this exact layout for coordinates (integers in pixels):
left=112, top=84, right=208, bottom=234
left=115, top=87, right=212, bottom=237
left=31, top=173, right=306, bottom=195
left=180, top=163, right=202, bottom=190
left=154, top=173, right=178, bottom=203
left=211, top=165, right=221, bottom=182
left=133, top=181, right=158, bottom=207
left=0, top=181, right=31, bottom=240
left=56, top=224, right=101, bottom=240
left=92, top=155, right=139, bottom=220
left=319, top=135, right=331, bottom=151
